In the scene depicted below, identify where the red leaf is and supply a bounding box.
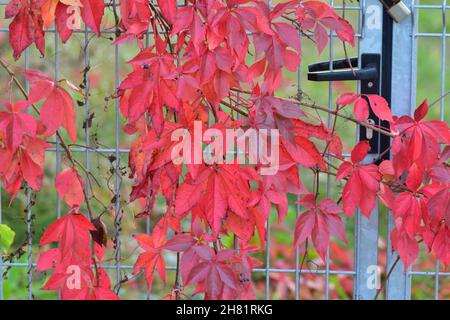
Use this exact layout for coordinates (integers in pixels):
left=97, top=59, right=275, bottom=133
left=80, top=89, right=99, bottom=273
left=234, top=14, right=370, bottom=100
left=134, top=219, right=193, bottom=293
left=163, top=234, right=195, bottom=252
left=0, top=136, right=50, bottom=198
left=414, top=99, right=428, bottom=122
left=294, top=209, right=315, bottom=247
left=313, top=24, right=328, bottom=54
left=55, top=3, right=73, bottom=43
left=55, top=167, right=85, bottom=212
left=22, top=70, right=78, bottom=141
left=5, top=0, right=21, bottom=19
left=0, top=101, right=36, bottom=151
left=9, top=1, right=45, bottom=60
left=351, top=141, right=370, bottom=164
left=36, top=248, right=61, bottom=271
left=294, top=196, right=346, bottom=261
left=338, top=152, right=381, bottom=218
left=80, top=0, right=104, bottom=35
left=393, top=103, right=450, bottom=172
left=427, top=225, right=449, bottom=267
left=40, top=213, right=95, bottom=261
left=353, top=97, right=369, bottom=122
left=366, top=94, right=393, bottom=123
left=336, top=93, right=358, bottom=105
left=185, top=248, right=238, bottom=299
left=40, top=87, right=77, bottom=141
left=391, top=228, right=419, bottom=270
left=336, top=161, right=352, bottom=180
left=175, top=165, right=252, bottom=234
left=157, top=0, right=177, bottom=25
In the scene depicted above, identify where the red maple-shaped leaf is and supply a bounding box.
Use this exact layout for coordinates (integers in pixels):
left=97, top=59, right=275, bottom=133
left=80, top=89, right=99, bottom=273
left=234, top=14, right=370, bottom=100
left=40, top=213, right=95, bottom=261
left=157, top=0, right=177, bottom=25
left=0, top=100, right=36, bottom=151
left=7, top=0, right=45, bottom=60
left=390, top=227, right=419, bottom=271
left=390, top=163, right=429, bottom=240
left=37, top=212, right=100, bottom=299
left=425, top=224, right=449, bottom=268
left=175, top=164, right=253, bottom=234
left=90, top=269, right=120, bottom=300
left=297, top=1, right=354, bottom=54
left=0, top=136, right=49, bottom=198
left=134, top=219, right=194, bottom=293
left=336, top=141, right=381, bottom=218
left=336, top=93, right=393, bottom=123
left=421, top=185, right=450, bottom=267
left=393, top=99, right=450, bottom=174
left=55, top=3, right=74, bottom=43
left=22, top=70, right=78, bottom=141
left=185, top=246, right=238, bottom=300
left=55, top=167, right=85, bottom=212
left=80, top=0, right=105, bottom=36
left=366, top=95, right=394, bottom=123
left=294, top=194, right=346, bottom=262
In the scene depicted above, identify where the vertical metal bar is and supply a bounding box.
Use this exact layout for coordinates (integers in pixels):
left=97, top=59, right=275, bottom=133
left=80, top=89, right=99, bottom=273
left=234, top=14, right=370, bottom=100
left=24, top=49, right=33, bottom=300
left=144, top=23, right=152, bottom=301
left=410, top=0, right=418, bottom=118
left=55, top=23, right=62, bottom=301
left=434, top=0, right=447, bottom=300
left=294, top=58, right=302, bottom=299
left=324, top=0, right=335, bottom=301
left=353, top=0, right=382, bottom=300
left=55, top=28, right=61, bottom=221
left=26, top=189, right=32, bottom=300
left=113, top=0, right=122, bottom=295
left=386, top=0, right=415, bottom=300
left=84, top=28, right=91, bottom=197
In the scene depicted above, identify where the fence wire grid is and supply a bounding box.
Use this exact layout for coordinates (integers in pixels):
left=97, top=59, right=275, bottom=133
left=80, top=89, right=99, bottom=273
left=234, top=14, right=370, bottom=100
left=0, top=0, right=448, bottom=300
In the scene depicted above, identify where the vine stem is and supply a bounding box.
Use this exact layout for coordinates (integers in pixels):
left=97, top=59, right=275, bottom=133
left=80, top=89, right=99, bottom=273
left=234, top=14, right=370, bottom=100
left=228, top=88, right=395, bottom=138
left=295, top=100, right=396, bottom=138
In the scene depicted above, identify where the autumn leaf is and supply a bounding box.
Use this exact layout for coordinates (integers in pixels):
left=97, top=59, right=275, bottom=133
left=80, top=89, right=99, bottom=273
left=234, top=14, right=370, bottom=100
left=80, top=0, right=104, bottom=35
left=55, top=167, right=85, bottom=212
left=294, top=194, right=346, bottom=262
left=134, top=219, right=194, bottom=293
left=184, top=246, right=238, bottom=299
left=8, top=1, right=45, bottom=60
left=22, top=70, right=78, bottom=142
left=0, top=100, right=36, bottom=151
left=337, top=141, right=381, bottom=218
left=393, top=99, right=450, bottom=172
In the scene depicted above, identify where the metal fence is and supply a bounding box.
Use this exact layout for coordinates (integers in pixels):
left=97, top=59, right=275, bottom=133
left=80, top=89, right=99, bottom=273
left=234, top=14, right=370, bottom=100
left=0, top=0, right=448, bottom=300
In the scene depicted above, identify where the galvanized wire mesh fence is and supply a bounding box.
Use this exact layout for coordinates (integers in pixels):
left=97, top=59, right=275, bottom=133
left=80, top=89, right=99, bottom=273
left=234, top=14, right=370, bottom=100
left=0, top=0, right=448, bottom=300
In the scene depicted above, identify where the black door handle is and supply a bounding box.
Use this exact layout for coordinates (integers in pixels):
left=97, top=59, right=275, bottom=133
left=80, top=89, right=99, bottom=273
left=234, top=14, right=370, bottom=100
left=308, top=66, right=378, bottom=81
left=307, top=57, right=378, bottom=82
left=308, top=57, right=358, bottom=72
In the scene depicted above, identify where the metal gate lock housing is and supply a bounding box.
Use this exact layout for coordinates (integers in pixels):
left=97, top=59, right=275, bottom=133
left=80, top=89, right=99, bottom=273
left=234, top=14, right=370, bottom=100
left=380, top=0, right=411, bottom=23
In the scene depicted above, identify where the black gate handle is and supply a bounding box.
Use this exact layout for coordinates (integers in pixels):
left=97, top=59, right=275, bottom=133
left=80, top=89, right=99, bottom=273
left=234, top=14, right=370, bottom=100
left=308, top=57, right=358, bottom=72
left=307, top=57, right=378, bottom=82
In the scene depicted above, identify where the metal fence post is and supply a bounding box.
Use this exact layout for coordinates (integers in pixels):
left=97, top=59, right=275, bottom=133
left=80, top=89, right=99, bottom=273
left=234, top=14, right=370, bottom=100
left=385, top=0, right=415, bottom=299
left=353, top=0, right=384, bottom=300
